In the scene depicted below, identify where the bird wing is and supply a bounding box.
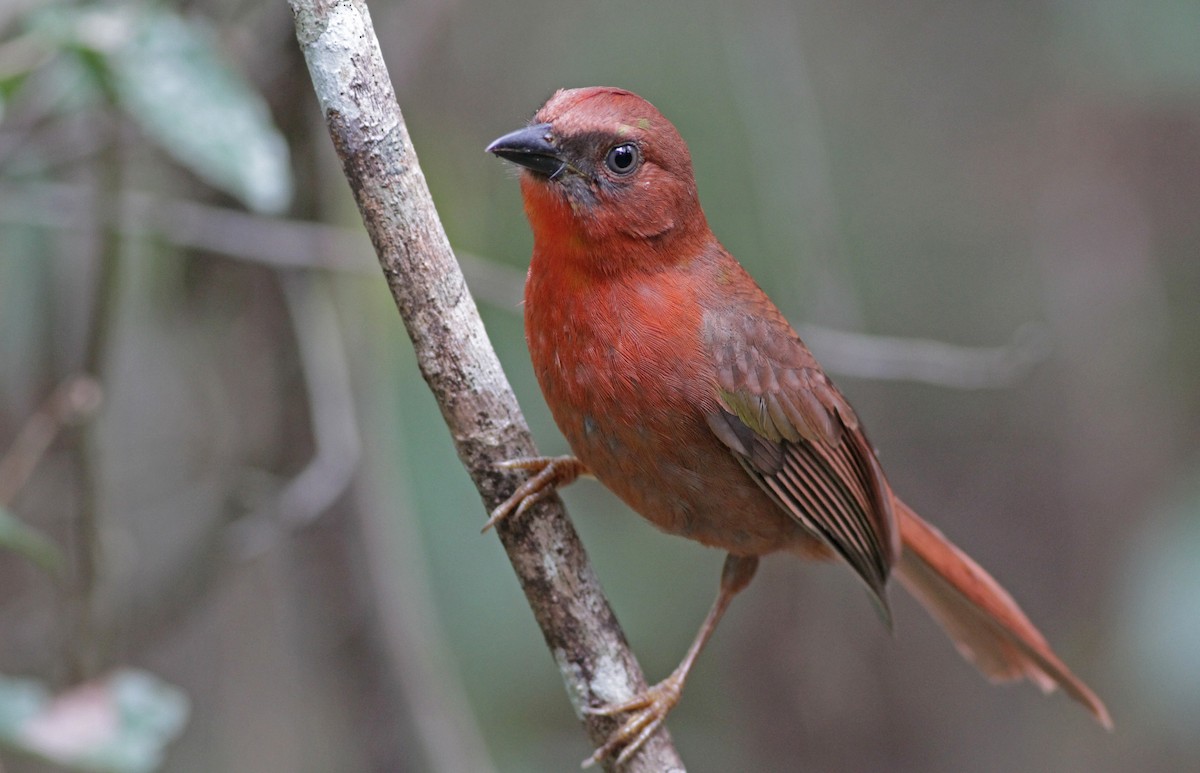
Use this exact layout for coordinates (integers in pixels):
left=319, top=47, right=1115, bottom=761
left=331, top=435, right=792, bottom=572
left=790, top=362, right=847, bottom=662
left=701, top=301, right=899, bottom=610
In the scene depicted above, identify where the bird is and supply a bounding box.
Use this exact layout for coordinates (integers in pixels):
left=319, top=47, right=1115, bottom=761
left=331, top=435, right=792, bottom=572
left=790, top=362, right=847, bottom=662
left=485, top=86, right=1111, bottom=767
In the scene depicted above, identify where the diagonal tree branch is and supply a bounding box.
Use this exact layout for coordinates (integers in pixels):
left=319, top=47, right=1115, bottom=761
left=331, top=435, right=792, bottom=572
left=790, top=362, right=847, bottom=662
left=286, top=1, right=685, bottom=770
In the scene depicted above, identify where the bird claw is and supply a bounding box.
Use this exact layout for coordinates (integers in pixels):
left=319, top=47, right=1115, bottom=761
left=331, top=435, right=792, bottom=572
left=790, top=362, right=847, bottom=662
left=580, top=673, right=684, bottom=768
left=483, top=455, right=586, bottom=532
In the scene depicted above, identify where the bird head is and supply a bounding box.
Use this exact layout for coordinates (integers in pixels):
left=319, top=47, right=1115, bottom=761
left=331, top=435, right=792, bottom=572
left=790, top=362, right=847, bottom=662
left=487, top=87, right=710, bottom=272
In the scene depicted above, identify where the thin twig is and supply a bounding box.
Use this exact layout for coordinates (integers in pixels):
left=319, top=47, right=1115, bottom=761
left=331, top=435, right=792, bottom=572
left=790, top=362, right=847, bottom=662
left=0, top=182, right=521, bottom=309
left=0, top=375, right=103, bottom=507
left=0, top=180, right=1050, bottom=389
left=799, top=322, right=1051, bottom=389
left=287, top=1, right=684, bottom=770
left=276, top=272, right=362, bottom=527
left=64, top=126, right=124, bottom=683
left=224, top=272, right=364, bottom=560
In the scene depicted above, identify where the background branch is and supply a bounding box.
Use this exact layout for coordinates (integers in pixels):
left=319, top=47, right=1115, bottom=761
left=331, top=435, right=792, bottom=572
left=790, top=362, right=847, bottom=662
left=0, top=179, right=1051, bottom=389
left=286, top=0, right=684, bottom=769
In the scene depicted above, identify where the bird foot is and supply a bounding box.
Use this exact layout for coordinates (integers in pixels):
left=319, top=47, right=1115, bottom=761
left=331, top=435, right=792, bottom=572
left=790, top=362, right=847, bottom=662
left=483, top=455, right=586, bottom=532
left=581, top=671, right=684, bottom=768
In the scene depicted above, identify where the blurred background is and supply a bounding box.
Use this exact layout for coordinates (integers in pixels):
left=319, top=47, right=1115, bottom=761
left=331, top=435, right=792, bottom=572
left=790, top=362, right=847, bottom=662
left=1, top=0, right=1199, bottom=771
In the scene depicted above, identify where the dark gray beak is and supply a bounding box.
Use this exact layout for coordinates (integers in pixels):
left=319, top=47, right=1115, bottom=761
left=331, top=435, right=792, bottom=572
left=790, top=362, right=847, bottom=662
left=486, top=122, right=566, bottom=178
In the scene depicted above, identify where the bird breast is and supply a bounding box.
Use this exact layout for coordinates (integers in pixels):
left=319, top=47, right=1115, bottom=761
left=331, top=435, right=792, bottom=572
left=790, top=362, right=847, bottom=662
left=523, top=258, right=806, bottom=554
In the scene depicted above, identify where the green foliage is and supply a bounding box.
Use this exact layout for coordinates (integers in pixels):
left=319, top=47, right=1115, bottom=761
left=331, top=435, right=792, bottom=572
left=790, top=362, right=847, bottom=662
left=22, top=3, right=292, bottom=212
left=0, top=505, right=63, bottom=576
left=0, top=670, right=189, bottom=773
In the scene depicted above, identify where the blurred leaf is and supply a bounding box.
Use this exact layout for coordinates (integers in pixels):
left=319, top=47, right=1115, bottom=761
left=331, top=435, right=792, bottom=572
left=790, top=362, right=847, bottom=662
left=0, top=505, right=63, bottom=576
left=27, top=4, right=293, bottom=213
left=0, top=50, right=34, bottom=121
left=0, top=670, right=189, bottom=773
left=0, top=675, right=45, bottom=730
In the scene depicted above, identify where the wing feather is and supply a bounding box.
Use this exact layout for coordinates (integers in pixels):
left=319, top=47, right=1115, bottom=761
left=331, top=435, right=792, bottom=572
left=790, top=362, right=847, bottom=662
left=703, top=303, right=898, bottom=607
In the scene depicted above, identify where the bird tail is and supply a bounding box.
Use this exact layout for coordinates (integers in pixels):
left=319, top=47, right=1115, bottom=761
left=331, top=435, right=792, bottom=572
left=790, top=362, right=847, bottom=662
left=893, top=497, right=1112, bottom=729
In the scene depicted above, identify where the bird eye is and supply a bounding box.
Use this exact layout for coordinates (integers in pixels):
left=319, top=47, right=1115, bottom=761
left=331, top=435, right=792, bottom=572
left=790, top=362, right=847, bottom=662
left=604, top=143, right=640, bottom=176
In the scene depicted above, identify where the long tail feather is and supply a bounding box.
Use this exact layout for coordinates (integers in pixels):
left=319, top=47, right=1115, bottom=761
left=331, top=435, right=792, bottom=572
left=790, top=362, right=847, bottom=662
left=894, top=497, right=1112, bottom=729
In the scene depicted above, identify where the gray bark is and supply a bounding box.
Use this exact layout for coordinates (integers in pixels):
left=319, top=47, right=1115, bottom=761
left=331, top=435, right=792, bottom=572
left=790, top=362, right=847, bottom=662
left=287, top=1, right=686, bottom=770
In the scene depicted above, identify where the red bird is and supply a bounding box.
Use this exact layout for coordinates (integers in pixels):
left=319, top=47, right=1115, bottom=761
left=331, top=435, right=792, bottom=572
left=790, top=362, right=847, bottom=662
left=486, top=86, right=1110, bottom=766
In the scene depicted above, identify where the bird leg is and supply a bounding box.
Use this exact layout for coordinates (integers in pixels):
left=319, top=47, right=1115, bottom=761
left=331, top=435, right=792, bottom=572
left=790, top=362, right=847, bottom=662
left=483, top=455, right=589, bottom=532
left=582, top=554, right=760, bottom=768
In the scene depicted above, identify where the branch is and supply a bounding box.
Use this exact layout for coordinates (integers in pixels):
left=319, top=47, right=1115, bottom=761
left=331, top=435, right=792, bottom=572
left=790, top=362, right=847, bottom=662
left=0, top=375, right=102, bottom=507
left=286, top=1, right=685, bottom=770
left=799, top=322, right=1051, bottom=389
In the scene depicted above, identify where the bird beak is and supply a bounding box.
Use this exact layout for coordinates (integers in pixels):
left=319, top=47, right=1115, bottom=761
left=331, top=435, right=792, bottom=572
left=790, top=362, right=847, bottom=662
left=486, top=123, right=568, bottom=178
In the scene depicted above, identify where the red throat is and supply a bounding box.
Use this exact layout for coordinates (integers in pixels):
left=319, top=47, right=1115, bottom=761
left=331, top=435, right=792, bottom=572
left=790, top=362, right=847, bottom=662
left=519, top=174, right=711, bottom=281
